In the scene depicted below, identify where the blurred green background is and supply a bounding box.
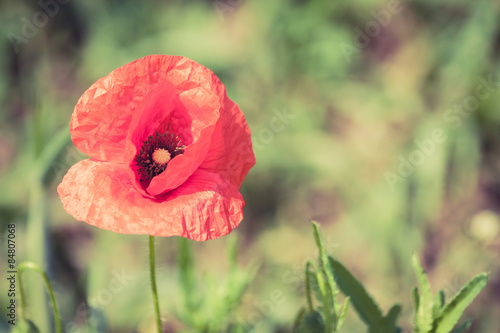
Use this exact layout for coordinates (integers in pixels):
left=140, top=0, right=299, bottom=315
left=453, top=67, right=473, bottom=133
left=1, top=0, right=500, bottom=332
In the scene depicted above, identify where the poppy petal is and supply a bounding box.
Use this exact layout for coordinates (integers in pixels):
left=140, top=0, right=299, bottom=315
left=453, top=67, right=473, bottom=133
left=70, top=55, right=226, bottom=164
left=145, top=86, right=220, bottom=196
left=200, top=94, right=256, bottom=189
left=57, top=159, right=244, bottom=240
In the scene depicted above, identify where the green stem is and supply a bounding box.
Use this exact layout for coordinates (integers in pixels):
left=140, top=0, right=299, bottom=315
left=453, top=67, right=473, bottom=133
left=149, top=235, right=162, bottom=332
left=312, top=221, right=340, bottom=329
left=306, top=260, right=332, bottom=332
left=304, top=261, right=315, bottom=312
left=18, top=261, right=62, bottom=333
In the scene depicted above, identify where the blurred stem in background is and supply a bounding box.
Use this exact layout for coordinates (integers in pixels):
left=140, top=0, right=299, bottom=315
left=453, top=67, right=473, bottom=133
left=25, top=114, right=70, bottom=331
left=25, top=175, right=49, bottom=331
left=176, top=235, right=257, bottom=332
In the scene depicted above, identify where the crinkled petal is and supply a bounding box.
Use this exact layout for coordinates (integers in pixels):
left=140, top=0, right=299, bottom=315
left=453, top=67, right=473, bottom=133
left=199, top=93, right=256, bottom=189
left=57, top=159, right=244, bottom=241
left=71, top=55, right=227, bottom=164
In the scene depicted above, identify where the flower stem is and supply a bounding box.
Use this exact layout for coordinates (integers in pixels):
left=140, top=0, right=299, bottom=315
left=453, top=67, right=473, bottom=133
left=149, top=235, right=162, bottom=332
left=306, top=260, right=332, bottom=332
left=18, top=261, right=62, bottom=333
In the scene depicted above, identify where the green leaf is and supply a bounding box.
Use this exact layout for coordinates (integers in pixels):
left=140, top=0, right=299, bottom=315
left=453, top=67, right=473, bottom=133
left=412, top=286, right=420, bottom=313
left=434, top=274, right=488, bottom=333
left=312, top=222, right=340, bottom=302
left=306, top=268, right=337, bottom=327
left=432, top=290, right=446, bottom=318
left=336, top=297, right=350, bottom=330
left=449, top=319, right=472, bottom=333
left=296, top=310, right=326, bottom=333
left=412, top=254, right=433, bottom=333
left=312, top=221, right=340, bottom=328
left=328, top=257, right=385, bottom=329
left=384, top=304, right=402, bottom=332
left=306, top=260, right=332, bottom=332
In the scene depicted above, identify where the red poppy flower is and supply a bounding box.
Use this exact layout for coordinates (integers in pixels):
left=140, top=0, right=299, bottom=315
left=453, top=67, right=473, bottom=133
left=57, top=55, right=255, bottom=241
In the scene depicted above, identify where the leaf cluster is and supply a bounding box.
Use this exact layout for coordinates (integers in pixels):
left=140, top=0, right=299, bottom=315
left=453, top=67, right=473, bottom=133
left=294, top=222, right=488, bottom=333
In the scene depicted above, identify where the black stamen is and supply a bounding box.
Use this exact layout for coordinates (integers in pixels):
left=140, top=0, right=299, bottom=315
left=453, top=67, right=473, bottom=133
left=134, top=131, right=185, bottom=181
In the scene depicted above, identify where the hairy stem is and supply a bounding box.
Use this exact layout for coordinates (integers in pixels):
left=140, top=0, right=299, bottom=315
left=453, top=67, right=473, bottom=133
left=149, top=235, right=162, bottom=332
left=18, top=261, right=62, bottom=333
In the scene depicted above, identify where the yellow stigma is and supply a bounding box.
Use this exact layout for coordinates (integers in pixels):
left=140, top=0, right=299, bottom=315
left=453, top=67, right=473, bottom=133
left=152, top=148, right=171, bottom=165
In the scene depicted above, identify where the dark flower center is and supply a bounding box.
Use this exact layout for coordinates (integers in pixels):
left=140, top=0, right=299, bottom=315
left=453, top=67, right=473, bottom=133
left=135, top=131, right=185, bottom=180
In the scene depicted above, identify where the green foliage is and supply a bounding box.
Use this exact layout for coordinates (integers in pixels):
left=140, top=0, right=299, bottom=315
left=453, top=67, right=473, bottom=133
left=412, top=255, right=488, bottom=333
left=295, top=221, right=401, bottom=332
left=328, top=257, right=401, bottom=333
left=434, top=274, right=488, bottom=333
left=412, top=255, right=434, bottom=332
left=328, top=256, right=383, bottom=327
left=297, top=222, right=488, bottom=333
left=176, top=236, right=257, bottom=332
left=432, top=290, right=446, bottom=318
left=294, top=222, right=350, bottom=332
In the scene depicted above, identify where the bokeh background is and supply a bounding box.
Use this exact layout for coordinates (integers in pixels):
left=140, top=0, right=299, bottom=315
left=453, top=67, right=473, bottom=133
left=1, top=0, right=500, bottom=332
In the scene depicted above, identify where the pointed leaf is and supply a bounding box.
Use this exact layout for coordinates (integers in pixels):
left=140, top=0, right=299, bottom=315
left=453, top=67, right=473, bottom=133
left=336, top=297, right=350, bottom=330
left=434, top=274, right=487, bottom=333
left=328, top=257, right=385, bottom=328
left=312, top=221, right=327, bottom=261
left=307, top=260, right=333, bottom=332
left=432, top=290, right=445, bottom=318
left=312, top=222, right=340, bottom=303
left=384, top=304, right=402, bottom=332
left=412, top=254, right=433, bottom=333
left=412, top=286, right=420, bottom=313
left=308, top=268, right=337, bottom=327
